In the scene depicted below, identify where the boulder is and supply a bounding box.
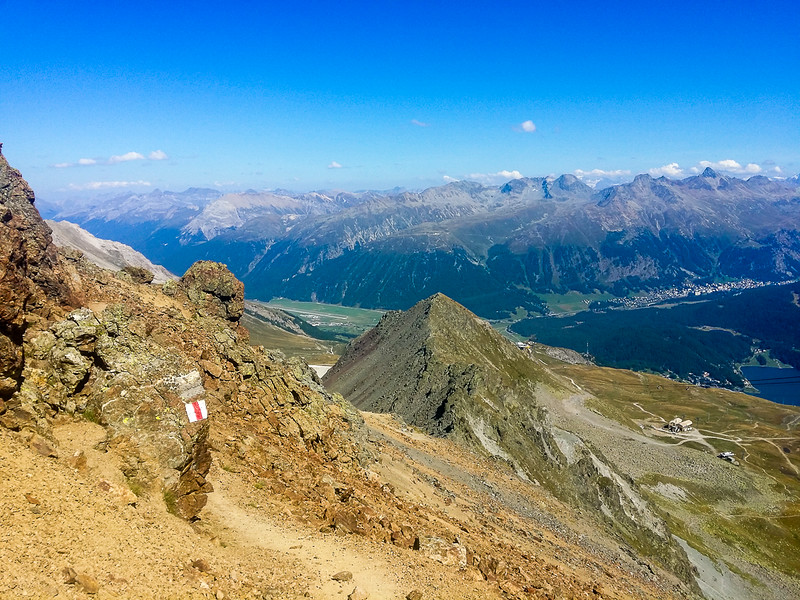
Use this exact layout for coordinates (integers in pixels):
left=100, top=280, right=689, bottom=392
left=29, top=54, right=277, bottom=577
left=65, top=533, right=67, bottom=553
left=414, top=536, right=467, bottom=568
left=179, top=261, right=244, bottom=322
left=120, top=265, right=155, bottom=284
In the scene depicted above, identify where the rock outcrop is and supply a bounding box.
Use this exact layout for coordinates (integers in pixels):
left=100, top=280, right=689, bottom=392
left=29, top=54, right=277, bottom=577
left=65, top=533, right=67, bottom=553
left=180, top=260, right=245, bottom=321
left=0, top=148, right=74, bottom=399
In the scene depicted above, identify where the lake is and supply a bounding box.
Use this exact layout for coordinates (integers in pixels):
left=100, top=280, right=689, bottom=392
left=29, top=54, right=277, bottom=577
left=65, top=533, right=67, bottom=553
left=741, top=366, right=800, bottom=406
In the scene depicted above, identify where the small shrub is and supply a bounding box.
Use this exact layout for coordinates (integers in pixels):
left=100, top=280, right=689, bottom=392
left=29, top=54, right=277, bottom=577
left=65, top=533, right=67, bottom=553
left=82, top=407, right=99, bottom=423
left=162, top=488, right=178, bottom=515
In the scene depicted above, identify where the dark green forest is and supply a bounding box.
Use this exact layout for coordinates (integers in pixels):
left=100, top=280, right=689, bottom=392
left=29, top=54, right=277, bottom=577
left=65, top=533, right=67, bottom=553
left=510, top=282, right=800, bottom=387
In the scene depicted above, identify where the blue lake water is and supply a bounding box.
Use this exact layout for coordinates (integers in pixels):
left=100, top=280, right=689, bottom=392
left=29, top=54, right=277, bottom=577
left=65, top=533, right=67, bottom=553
left=741, top=366, right=800, bottom=406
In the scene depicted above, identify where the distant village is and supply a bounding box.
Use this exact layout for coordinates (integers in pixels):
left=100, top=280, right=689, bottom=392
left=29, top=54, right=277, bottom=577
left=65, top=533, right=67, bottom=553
left=590, top=278, right=796, bottom=311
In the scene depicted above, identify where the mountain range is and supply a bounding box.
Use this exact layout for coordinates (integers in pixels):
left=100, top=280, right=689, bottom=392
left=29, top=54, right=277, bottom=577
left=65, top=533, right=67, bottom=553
left=41, top=170, right=800, bottom=318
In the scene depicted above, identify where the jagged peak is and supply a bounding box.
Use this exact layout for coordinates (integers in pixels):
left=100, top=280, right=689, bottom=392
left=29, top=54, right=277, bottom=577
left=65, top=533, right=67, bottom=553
left=701, top=166, right=718, bottom=178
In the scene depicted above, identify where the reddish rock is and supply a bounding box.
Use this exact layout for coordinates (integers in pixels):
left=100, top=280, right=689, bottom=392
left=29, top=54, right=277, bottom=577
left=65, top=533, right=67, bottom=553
left=191, top=558, right=213, bottom=573
left=120, top=265, right=154, bottom=284
left=200, top=359, right=224, bottom=378
left=0, top=149, right=73, bottom=399
left=67, top=450, right=88, bottom=472
left=390, top=524, right=417, bottom=549
left=348, top=587, right=369, bottom=600
left=75, top=572, right=100, bottom=594
left=478, top=555, right=507, bottom=582
left=30, top=434, right=58, bottom=457
left=329, top=508, right=363, bottom=535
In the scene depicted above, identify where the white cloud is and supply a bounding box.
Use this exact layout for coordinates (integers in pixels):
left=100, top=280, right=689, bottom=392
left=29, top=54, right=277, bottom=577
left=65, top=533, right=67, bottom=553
left=442, top=175, right=459, bottom=183
left=411, top=119, right=429, bottom=127
left=466, top=170, right=525, bottom=185
left=53, top=150, right=168, bottom=168
left=109, top=151, right=145, bottom=164
left=574, top=168, right=632, bottom=188
left=648, top=163, right=684, bottom=178
left=68, top=180, right=151, bottom=190
left=519, top=120, right=536, bottom=133
left=327, top=161, right=343, bottom=169
left=698, top=159, right=762, bottom=175
left=53, top=158, right=96, bottom=168
left=574, top=168, right=631, bottom=179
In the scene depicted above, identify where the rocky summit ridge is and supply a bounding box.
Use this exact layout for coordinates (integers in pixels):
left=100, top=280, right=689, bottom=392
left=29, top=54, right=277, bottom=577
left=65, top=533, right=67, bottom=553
left=1, top=146, right=368, bottom=521
left=324, top=293, right=697, bottom=590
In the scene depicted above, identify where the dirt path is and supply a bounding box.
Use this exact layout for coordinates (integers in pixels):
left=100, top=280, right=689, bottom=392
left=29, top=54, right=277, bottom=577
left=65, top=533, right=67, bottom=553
left=203, top=461, right=496, bottom=600
left=205, top=478, right=403, bottom=599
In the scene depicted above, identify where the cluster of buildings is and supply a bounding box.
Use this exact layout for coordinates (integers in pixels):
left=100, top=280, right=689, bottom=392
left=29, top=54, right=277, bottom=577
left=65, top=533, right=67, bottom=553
left=596, top=278, right=784, bottom=310
left=665, top=417, right=693, bottom=433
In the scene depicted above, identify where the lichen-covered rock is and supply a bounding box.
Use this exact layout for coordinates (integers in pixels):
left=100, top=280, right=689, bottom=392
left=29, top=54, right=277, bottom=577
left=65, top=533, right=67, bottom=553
left=16, top=303, right=214, bottom=519
left=179, top=261, right=244, bottom=322
left=120, top=265, right=154, bottom=284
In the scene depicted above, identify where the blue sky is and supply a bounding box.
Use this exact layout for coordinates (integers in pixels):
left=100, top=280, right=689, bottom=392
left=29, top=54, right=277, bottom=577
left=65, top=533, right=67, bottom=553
left=2, top=0, right=798, bottom=197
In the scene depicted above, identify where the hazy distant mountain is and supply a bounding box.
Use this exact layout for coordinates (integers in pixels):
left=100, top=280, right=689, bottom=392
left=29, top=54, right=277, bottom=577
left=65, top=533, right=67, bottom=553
left=242, top=170, right=800, bottom=316
left=46, top=172, right=800, bottom=318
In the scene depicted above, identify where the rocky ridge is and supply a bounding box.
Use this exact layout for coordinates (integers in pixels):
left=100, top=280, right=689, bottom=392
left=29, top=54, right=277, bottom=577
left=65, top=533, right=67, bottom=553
left=325, top=293, right=698, bottom=591
left=0, top=146, right=369, bottom=520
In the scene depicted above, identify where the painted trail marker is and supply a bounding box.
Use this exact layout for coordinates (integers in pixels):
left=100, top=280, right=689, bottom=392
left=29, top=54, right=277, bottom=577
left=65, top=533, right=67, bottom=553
left=162, top=371, right=209, bottom=423
left=185, top=399, right=208, bottom=423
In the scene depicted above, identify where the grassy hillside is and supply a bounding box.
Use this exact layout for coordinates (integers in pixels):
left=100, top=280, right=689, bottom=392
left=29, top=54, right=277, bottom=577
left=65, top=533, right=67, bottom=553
left=541, top=354, right=800, bottom=578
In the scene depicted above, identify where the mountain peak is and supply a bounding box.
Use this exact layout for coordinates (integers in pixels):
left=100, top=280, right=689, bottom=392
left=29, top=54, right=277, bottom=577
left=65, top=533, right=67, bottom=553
left=324, top=295, right=693, bottom=579
left=324, top=293, right=551, bottom=435
left=701, top=166, right=718, bottom=178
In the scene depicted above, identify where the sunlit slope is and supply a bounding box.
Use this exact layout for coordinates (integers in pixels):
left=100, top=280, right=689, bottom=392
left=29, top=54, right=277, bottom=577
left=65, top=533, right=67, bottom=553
left=542, top=352, right=800, bottom=581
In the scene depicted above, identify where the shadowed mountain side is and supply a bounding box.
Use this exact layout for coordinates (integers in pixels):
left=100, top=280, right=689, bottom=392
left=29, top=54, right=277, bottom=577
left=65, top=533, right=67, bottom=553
left=324, top=293, right=698, bottom=589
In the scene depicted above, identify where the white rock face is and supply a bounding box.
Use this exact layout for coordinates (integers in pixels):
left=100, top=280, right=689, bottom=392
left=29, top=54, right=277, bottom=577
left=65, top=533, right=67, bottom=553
left=46, top=219, right=177, bottom=283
